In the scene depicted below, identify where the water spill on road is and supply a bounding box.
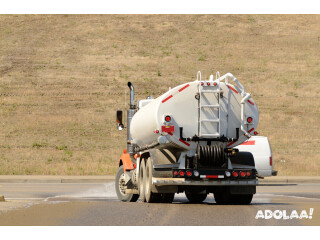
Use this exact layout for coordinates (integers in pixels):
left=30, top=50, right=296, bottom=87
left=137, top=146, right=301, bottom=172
left=45, top=182, right=118, bottom=202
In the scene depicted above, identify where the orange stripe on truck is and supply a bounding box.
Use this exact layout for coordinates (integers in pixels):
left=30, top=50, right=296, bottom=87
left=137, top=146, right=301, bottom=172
left=178, top=84, right=190, bottom=92
left=162, top=95, right=173, bottom=103
left=228, top=85, right=239, bottom=94
left=227, top=140, right=237, bottom=147
left=179, top=138, right=190, bottom=146
left=248, top=100, right=255, bottom=106
left=248, top=128, right=254, bottom=133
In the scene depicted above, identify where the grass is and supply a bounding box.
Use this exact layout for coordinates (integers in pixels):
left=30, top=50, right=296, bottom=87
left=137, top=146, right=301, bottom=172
left=0, top=15, right=319, bottom=175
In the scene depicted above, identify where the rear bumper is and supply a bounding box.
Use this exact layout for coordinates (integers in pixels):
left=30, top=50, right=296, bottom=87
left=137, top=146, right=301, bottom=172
left=152, top=177, right=258, bottom=186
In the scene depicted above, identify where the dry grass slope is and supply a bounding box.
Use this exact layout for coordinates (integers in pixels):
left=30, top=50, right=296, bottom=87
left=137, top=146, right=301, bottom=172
left=0, top=15, right=319, bottom=175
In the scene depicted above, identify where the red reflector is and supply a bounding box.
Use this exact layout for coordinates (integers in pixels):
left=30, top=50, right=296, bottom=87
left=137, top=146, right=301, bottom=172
left=240, top=171, right=246, bottom=177
left=254, top=131, right=258, bottom=135
left=165, top=115, right=171, bottom=122
left=186, top=171, right=192, bottom=177
left=207, top=82, right=210, bottom=86
left=161, top=125, right=175, bottom=133
left=155, top=130, right=159, bottom=134
left=214, top=82, right=217, bottom=86
left=173, top=170, right=178, bottom=176
left=270, top=156, right=272, bottom=166
left=247, top=117, right=253, bottom=123
left=246, top=171, right=251, bottom=177
left=206, top=175, right=220, bottom=178
left=179, top=171, right=185, bottom=177
left=201, top=82, right=204, bottom=86
left=232, top=171, right=238, bottom=177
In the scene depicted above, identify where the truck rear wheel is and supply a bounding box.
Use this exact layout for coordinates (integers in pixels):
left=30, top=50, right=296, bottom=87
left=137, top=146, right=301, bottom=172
left=139, top=158, right=146, bottom=202
left=214, top=192, right=232, bottom=205
left=185, top=193, right=207, bottom=203
left=161, top=193, right=175, bottom=203
left=230, top=194, right=253, bottom=205
left=214, top=192, right=253, bottom=205
left=115, top=165, right=139, bottom=202
left=145, top=157, right=162, bottom=203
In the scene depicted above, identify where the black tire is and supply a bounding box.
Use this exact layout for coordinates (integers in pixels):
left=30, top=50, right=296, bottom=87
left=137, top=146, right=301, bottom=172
left=230, top=194, right=253, bottom=205
left=214, top=192, right=232, bottom=205
left=185, top=193, right=207, bottom=203
left=214, top=192, right=253, bottom=205
left=161, top=193, right=175, bottom=203
left=115, top=165, right=139, bottom=202
left=139, top=158, right=146, bottom=202
left=145, top=157, right=162, bottom=203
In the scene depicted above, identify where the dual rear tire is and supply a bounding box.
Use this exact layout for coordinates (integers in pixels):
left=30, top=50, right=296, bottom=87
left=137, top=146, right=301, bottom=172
left=139, top=157, right=175, bottom=203
left=214, top=192, right=253, bottom=205
left=185, top=193, right=207, bottom=203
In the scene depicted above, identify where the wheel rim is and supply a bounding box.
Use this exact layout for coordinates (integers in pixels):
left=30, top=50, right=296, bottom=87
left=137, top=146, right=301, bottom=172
left=118, top=173, right=126, bottom=196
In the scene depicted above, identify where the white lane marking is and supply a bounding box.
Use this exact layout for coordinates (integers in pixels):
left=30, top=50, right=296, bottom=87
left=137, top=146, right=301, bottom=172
left=256, top=193, right=320, bottom=201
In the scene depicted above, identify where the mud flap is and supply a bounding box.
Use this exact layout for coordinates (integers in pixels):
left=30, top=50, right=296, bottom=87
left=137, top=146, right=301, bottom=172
left=120, top=152, right=135, bottom=172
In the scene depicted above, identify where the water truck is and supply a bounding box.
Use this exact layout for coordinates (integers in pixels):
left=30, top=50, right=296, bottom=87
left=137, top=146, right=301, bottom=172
left=115, top=71, right=276, bottom=204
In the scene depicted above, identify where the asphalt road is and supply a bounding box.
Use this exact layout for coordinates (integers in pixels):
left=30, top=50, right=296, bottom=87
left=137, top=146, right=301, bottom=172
left=0, top=181, right=319, bottom=226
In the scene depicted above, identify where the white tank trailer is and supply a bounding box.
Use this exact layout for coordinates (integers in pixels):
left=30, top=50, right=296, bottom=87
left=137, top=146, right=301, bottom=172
left=115, top=71, right=276, bottom=204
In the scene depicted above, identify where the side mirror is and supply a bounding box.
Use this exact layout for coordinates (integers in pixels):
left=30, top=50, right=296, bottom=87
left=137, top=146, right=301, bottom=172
left=116, top=110, right=124, bottom=130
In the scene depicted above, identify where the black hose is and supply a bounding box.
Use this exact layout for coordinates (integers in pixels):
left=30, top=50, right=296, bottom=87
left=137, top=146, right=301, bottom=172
left=198, top=144, right=226, bottom=167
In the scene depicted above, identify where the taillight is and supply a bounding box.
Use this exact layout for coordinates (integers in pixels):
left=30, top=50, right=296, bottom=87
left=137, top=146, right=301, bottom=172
left=232, top=171, right=238, bottom=177
left=201, top=82, right=204, bottom=86
left=165, top=115, right=171, bottom=122
left=254, top=131, right=258, bottom=135
left=270, top=156, right=272, bottom=166
left=207, top=82, right=210, bottom=86
left=246, top=171, right=251, bottom=177
left=214, top=82, right=217, bottom=86
left=240, top=171, right=246, bottom=177
left=173, top=170, right=178, bottom=176
left=179, top=171, right=185, bottom=177
left=247, top=117, right=253, bottom=123
left=186, top=171, right=192, bottom=177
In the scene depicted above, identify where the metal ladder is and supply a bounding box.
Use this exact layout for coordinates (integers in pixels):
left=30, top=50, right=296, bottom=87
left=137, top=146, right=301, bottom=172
left=197, top=71, right=223, bottom=138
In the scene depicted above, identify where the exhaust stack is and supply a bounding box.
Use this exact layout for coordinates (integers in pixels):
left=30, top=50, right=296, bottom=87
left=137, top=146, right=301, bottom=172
left=128, top=82, right=135, bottom=109
left=127, top=82, right=136, bottom=154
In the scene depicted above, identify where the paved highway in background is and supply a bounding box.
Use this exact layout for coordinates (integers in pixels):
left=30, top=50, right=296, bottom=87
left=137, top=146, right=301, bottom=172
left=0, top=181, right=319, bottom=225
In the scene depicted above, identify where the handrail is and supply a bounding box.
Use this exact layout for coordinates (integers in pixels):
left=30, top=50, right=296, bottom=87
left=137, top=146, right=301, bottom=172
left=215, top=72, right=251, bottom=138
left=218, top=72, right=245, bottom=95
left=241, top=93, right=252, bottom=138
left=216, top=71, right=221, bottom=137
left=197, top=71, right=201, bottom=81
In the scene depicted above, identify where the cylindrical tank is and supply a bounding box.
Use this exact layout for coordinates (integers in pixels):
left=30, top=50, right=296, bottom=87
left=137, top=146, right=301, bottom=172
left=130, top=74, right=259, bottom=151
